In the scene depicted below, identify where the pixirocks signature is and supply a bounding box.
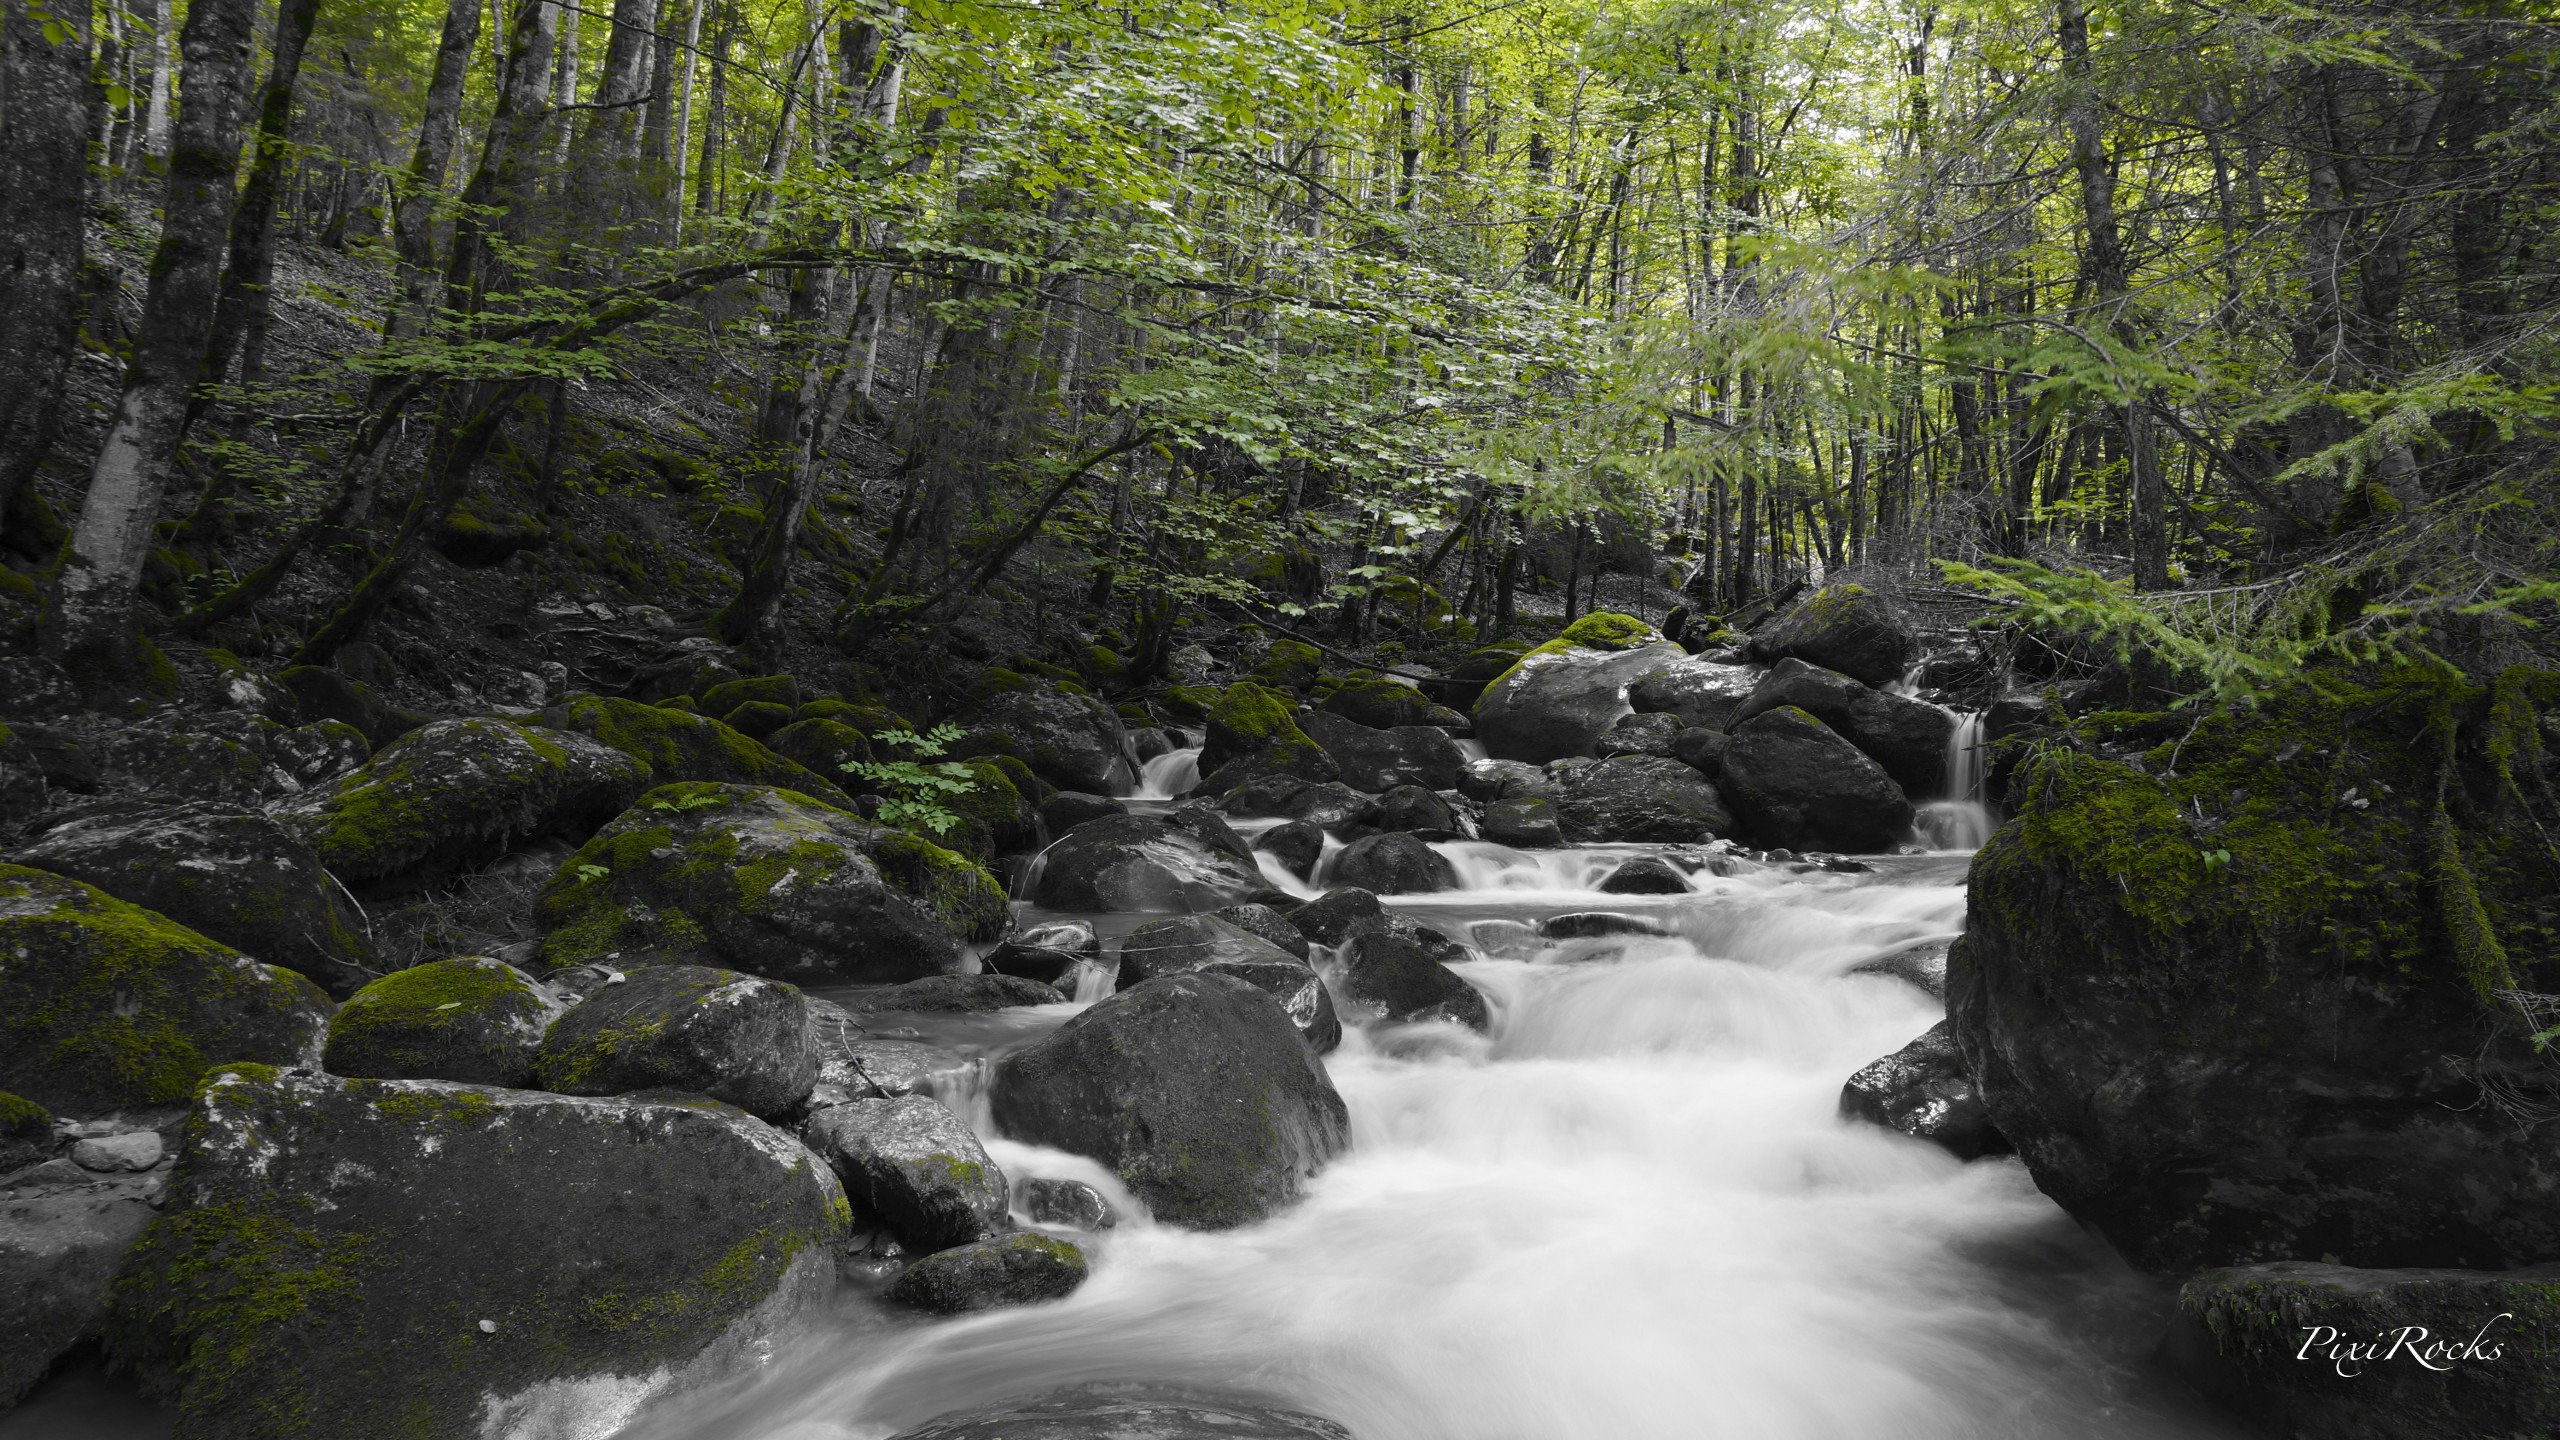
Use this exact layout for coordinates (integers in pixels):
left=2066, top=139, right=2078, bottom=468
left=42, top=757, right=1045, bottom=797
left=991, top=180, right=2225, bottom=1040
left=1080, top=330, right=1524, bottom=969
left=2296, top=1315, right=2511, bottom=1377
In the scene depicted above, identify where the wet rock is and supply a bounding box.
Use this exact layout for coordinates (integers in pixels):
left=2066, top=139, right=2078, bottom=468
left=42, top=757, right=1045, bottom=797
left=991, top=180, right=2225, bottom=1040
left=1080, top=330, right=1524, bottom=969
left=1596, top=711, right=1683, bottom=759
left=1336, top=930, right=1489, bottom=1031
left=974, top=684, right=1135, bottom=795
left=1, top=1165, right=160, bottom=1408
left=1849, top=938, right=1950, bottom=998
left=1838, top=1021, right=2009, bottom=1160
left=9, top=722, right=100, bottom=795
left=1326, top=832, right=1457, bottom=894
left=1197, top=683, right=1339, bottom=794
left=1372, top=784, right=1456, bottom=835
left=1019, top=1177, right=1117, bottom=1231
left=985, top=920, right=1101, bottom=986
left=1670, top=726, right=1730, bottom=778
left=2165, top=1262, right=2560, bottom=1440
left=854, top=974, right=1064, bottom=1012
left=810, top=1026, right=968, bottom=1102
left=1029, top=811, right=1268, bottom=913
left=321, top=957, right=566, bottom=1087
left=1466, top=918, right=1545, bottom=961
left=886, top=1232, right=1088, bottom=1314
left=270, top=717, right=649, bottom=893
left=1039, top=791, right=1126, bottom=835
left=1597, top=856, right=1692, bottom=895
left=1746, top=583, right=1916, bottom=687
left=535, top=964, right=817, bottom=1120
left=1474, top=615, right=1686, bottom=763
left=990, top=972, right=1350, bottom=1228
left=107, top=1067, right=845, bottom=1440
left=1297, top=709, right=1466, bottom=793
left=1555, top=755, right=1733, bottom=844
left=1718, top=707, right=1914, bottom=853
left=0, top=866, right=331, bottom=1114
left=14, top=800, right=378, bottom=996
left=1118, top=914, right=1295, bottom=988
left=71, top=1130, right=164, bottom=1172
left=1204, top=956, right=1341, bottom=1055
left=1318, top=674, right=1436, bottom=729
left=1253, top=820, right=1326, bottom=880
left=885, top=1385, right=1354, bottom=1440
left=1628, top=657, right=1762, bottom=730
left=1539, top=912, right=1669, bottom=939
left=1285, top=888, right=1468, bottom=965
left=1483, top=796, right=1563, bottom=849
left=1457, top=757, right=1552, bottom=803
left=803, top=1095, right=1009, bottom=1251
left=536, top=782, right=1007, bottom=983
left=266, top=719, right=372, bottom=791
left=536, top=693, right=855, bottom=806
left=1212, top=903, right=1311, bottom=961
left=1273, top=781, right=1381, bottom=833
left=1732, top=657, right=1957, bottom=795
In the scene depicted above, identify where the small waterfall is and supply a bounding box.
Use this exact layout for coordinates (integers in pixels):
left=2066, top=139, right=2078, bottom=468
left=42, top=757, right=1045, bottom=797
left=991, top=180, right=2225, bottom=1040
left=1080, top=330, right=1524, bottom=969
left=1132, top=746, right=1202, bottom=800
left=1914, top=710, right=1996, bottom=851
left=1456, top=737, right=1490, bottom=763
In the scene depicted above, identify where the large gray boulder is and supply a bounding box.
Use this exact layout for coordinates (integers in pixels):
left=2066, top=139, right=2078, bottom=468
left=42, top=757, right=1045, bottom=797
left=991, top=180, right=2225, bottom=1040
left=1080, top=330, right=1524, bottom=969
left=973, top=685, right=1135, bottom=795
left=1717, top=707, right=1913, bottom=852
left=1028, top=811, right=1268, bottom=912
left=802, top=1095, right=1009, bottom=1251
left=887, top=1386, right=1354, bottom=1440
left=852, top=973, right=1064, bottom=1012
left=535, top=964, right=817, bottom=1120
left=322, top=957, right=566, bottom=1088
left=2, top=1164, right=162, bottom=1408
left=1555, top=755, right=1733, bottom=843
left=990, top=973, right=1350, bottom=1228
left=1837, top=1020, right=2009, bottom=1160
left=14, top=802, right=377, bottom=996
left=884, top=1232, right=1088, bottom=1314
left=1732, top=657, right=1956, bottom=795
left=1197, top=683, right=1340, bottom=794
left=1296, top=709, right=1465, bottom=792
left=1748, top=582, right=1917, bottom=687
left=1336, top=930, right=1489, bottom=1031
left=1628, top=657, right=1762, bottom=730
left=1115, top=915, right=1338, bottom=1052
left=534, top=782, right=1007, bottom=982
left=1474, top=617, right=1686, bottom=763
left=106, top=1068, right=846, bottom=1440
left=1326, top=832, right=1457, bottom=894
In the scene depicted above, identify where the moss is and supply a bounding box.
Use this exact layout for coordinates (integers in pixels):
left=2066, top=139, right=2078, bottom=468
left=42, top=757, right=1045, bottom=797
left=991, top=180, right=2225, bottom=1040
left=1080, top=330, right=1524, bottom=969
left=1250, top=641, right=1324, bottom=691
left=115, top=1198, right=370, bottom=1427
left=863, top=830, right=1011, bottom=941
left=1084, top=646, right=1127, bottom=686
left=1476, top=612, right=1666, bottom=707
left=656, top=695, right=699, bottom=714
left=989, top=753, right=1049, bottom=804
left=0, top=1089, right=52, bottom=1139
left=369, top=1086, right=502, bottom=1129
left=1159, top=685, right=1221, bottom=724
left=701, top=675, right=799, bottom=717
left=537, top=694, right=845, bottom=803
left=720, top=700, right=795, bottom=741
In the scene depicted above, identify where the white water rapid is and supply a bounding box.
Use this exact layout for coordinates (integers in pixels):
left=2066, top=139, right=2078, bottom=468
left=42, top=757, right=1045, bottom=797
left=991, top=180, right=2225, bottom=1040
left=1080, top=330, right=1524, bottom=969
left=1914, top=710, right=1997, bottom=852
left=1131, top=745, right=1203, bottom=802
left=620, top=846, right=2240, bottom=1440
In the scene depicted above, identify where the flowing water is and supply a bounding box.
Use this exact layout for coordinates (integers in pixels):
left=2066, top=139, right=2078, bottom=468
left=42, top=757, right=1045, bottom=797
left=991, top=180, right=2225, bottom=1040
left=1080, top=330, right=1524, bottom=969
left=623, top=824, right=2243, bottom=1440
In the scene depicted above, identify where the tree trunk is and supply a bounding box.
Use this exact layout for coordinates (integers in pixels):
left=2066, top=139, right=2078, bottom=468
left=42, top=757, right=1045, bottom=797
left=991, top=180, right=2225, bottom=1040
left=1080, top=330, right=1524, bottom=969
left=387, top=0, right=485, bottom=341
left=693, top=5, right=730, bottom=217
left=198, top=0, right=324, bottom=401
left=0, top=0, right=97, bottom=560
left=45, top=0, right=263, bottom=677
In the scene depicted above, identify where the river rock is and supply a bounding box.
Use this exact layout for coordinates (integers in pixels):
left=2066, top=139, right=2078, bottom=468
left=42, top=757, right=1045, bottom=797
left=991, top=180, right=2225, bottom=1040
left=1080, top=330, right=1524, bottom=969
left=811, top=1029, right=969, bottom=1102
left=1850, top=938, right=1951, bottom=997
left=0, top=866, right=331, bottom=1114
left=1372, top=783, right=1456, bottom=835
left=1732, top=657, right=1957, bottom=795
left=1596, top=711, right=1682, bottom=759
left=538, top=694, right=854, bottom=805
left=106, top=1067, right=845, bottom=1440
left=1474, top=615, right=1687, bottom=763
left=71, top=1130, right=164, bottom=1172
left=1213, top=902, right=1312, bottom=960
left=1838, top=1020, right=2009, bottom=1160
left=1484, top=796, right=1563, bottom=848
left=1540, top=912, right=1669, bottom=939
left=1, top=1163, right=161, bottom=1408
left=985, top=920, right=1101, bottom=985
left=1020, top=1178, right=1117, bottom=1231
left=1118, top=915, right=1298, bottom=988
left=1286, top=887, right=1468, bottom=963
left=1318, top=674, right=1437, bottom=729
left=269, top=717, right=649, bottom=893
left=886, top=1385, right=1355, bottom=1440
left=885, top=1232, right=1089, bottom=1314
left=803, top=1096, right=1009, bottom=1251
left=1670, top=727, right=1730, bottom=778
left=1039, top=791, right=1125, bottom=835
left=321, top=956, right=566, bottom=1087
left=1206, top=956, right=1341, bottom=1055
left=535, top=964, right=816, bottom=1120
left=13, top=801, right=378, bottom=996
left=1327, top=832, right=1457, bottom=893
left=2165, top=1262, right=2560, bottom=1440
left=535, top=782, right=1007, bottom=982
left=1029, top=811, right=1268, bottom=912
left=1254, top=820, right=1326, bottom=879
left=1628, top=657, right=1762, bottom=730
left=1297, top=708, right=1466, bottom=793
left=1718, top=707, right=1914, bottom=853
left=1555, top=754, right=1734, bottom=843
left=853, top=974, right=1064, bottom=1011
left=1747, top=583, right=1917, bottom=687
left=1597, top=856, right=1692, bottom=895
left=1336, top=929, right=1489, bottom=1031
left=990, top=973, right=1350, bottom=1228
left=1950, top=674, right=2560, bottom=1272
left=973, top=684, right=1135, bottom=795
left=1458, top=757, right=1553, bottom=803
left=1197, top=684, right=1340, bottom=794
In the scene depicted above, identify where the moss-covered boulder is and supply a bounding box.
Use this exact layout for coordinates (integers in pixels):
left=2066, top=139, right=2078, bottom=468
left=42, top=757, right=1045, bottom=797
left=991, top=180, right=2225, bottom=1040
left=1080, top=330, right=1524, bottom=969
left=1732, top=657, right=1956, bottom=794
left=1555, top=754, right=1735, bottom=844
left=1157, top=684, right=1222, bottom=725
left=720, top=700, right=795, bottom=741
left=534, top=963, right=815, bottom=1121
left=700, top=674, right=800, bottom=717
left=989, top=972, right=1349, bottom=1228
left=1319, top=673, right=1436, bottom=729
left=765, top=717, right=871, bottom=778
left=1473, top=614, right=1686, bottom=763
left=1718, top=707, right=1912, bottom=853
left=0, top=866, right=330, bottom=1114
left=923, top=759, right=1039, bottom=866
left=1197, top=682, right=1339, bottom=794
left=1628, top=656, right=1762, bottom=731
left=0, top=1089, right=50, bottom=1173
left=535, top=783, right=1006, bottom=984
left=321, top=957, right=565, bottom=1087
left=1249, top=640, right=1324, bottom=692
left=2166, top=1262, right=2560, bottom=1440
left=268, top=665, right=431, bottom=749
left=534, top=693, right=855, bottom=806
left=801, top=1095, right=1009, bottom=1252
left=268, top=717, right=649, bottom=892
left=1747, top=582, right=1916, bottom=687
left=15, top=801, right=378, bottom=997
left=1950, top=669, right=2560, bottom=1272
left=884, top=1232, right=1087, bottom=1315
left=1026, top=810, right=1268, bottom=913
left=969, top=685, right=1134, bottom=795
left=106, top=1066, right=847, bottom=1440
left=1295, top=709, right=1465, bottom=793
left=850, top=973, right=1064, bottom=1012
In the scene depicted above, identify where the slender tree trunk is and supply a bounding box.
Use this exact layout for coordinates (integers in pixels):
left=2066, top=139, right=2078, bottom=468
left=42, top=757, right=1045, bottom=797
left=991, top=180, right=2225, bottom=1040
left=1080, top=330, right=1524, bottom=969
left=693, top=6, right=730, bottom=217
left=46, top=0, right=263, bottom=677
left=140, top=0, right=174, bottom=164
left=198, top=0, right=324, bottom=402
left=387, top=0, right=485, bottom=341
left=0, top=0, right=97, bottom=559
